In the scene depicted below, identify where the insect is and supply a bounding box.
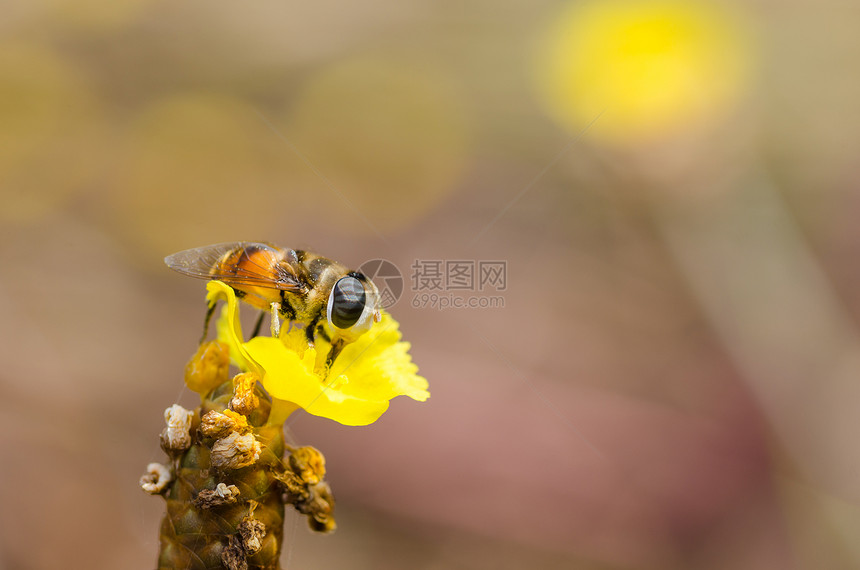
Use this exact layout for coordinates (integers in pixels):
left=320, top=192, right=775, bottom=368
left=165, top=242, right=382, bottom=371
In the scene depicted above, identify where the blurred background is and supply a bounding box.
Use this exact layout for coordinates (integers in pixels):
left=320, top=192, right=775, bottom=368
left=2, top=0, right=860, bottom=568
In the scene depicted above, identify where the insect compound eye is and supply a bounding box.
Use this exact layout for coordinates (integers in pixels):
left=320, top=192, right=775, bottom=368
left=327, top=276, right=367, bottom=329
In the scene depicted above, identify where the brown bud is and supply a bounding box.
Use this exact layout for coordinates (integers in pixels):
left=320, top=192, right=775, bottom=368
left=305, top=482, right=336, bottom=534
left=221, top=534, right=247, bottom=570
left=237, top=517, right=266, bottom=555
left=192, top=483, right=241, bottom=509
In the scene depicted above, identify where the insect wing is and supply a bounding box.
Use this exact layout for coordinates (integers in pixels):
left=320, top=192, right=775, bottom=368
left=165, top=242, right=244, bottom=278
left=164, top=242, right=303, bottom=291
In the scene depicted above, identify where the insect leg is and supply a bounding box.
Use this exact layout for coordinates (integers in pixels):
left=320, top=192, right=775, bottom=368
left=324, top=338, right=346, bottom=374
left=250, top=311, right=266, bottom=338
left=305, top=313, right=320, bottom=349
left=269, top=302, right=281, bottom=337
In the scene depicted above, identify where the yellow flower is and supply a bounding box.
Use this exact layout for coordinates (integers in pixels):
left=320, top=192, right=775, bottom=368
left=535, top=0, right=754, bottom=143
left=206, top=281, right=429, bottom=427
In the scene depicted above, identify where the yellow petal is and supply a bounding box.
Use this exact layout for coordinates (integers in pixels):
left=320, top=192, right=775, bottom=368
left=327, top=312, right=430, bottom=403
left=206, top=280, right=429, bottom=426
left=244, top=336, right=390, bottom=426
left=207, top=280, right=259, bottom=374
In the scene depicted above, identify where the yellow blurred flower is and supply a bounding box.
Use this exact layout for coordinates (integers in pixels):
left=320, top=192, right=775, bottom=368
left=207, top=281, right=429, bottom=427
left=536, top=0, right=753, bottom=143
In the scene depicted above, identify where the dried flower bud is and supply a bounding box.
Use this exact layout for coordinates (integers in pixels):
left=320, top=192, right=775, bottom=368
left=275, top=470, right=308, bottom=502
left=193, top=483, right=241, bottom=509
left=288, top=478, right=335, bottom=533
left=184, top=340, right=230, bottom=394
left=289, top=446, right=326, bottom=485
left=305, top=482, right=336, bottom=534
left=309, top=513, right=337, bottom=533
left=160, top=404, right=194, bottom=453
left=200, top=409, right=250, bottom=439
left=221, top=535, right=247, bottom=570
left=237, top=517, right=266, bottom=555
left=211, top=432, right=261, bottom=470
left=199, top=410, right=233, bottom=439
left=230, top=372, right=260, bottom=415
left=140, top=462, right=171, bottom=494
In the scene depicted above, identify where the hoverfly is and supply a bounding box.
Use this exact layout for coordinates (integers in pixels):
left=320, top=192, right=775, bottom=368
left=165, top=242, right=382, bottom=371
